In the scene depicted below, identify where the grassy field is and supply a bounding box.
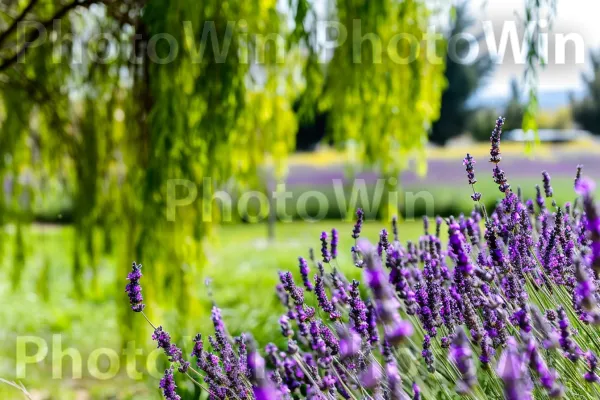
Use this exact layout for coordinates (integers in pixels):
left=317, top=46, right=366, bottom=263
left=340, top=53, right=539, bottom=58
left=0, top=219, right=424, bottom=399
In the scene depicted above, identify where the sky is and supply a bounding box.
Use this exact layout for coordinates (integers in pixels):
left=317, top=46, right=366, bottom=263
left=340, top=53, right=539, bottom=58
left=469, top=0, right=600, bottom=97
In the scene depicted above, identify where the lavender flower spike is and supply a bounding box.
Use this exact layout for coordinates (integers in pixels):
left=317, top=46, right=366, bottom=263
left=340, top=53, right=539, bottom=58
left=152, top=326, right=189, bottom=373
left=575, top=164, right=583, bottom=188
left=558, top=307, right=581, bottom=361
left=464, top=153, right=482, bottom=202
left=450, top=328, right=477, bottom=394
left=126, top=262, right=145, bottom=312
left=330, top=228, right=339, bottom=259
left=463, top=153, right=477, bottom=185
left=352, top=208, right=364, bottom=239
left=584, top=351, right=600, bottom=383
left=489, top=116, right=505, bottom=164
left=493, top=165, right=511, bottom=193
left=576, top=177, right=600, bottom=271
left=320, top=231, right=331, bottom=263
left=412, top=382, right=421, bottom=400
left=542, top=171, right=553, bottom=198
left=247, top=336, right=278, bottom=400
left=298, top=257, right=313, bottom=292
left=497, top=337, right=531, bottom=400
left=159, top=367, right=181, bottom=400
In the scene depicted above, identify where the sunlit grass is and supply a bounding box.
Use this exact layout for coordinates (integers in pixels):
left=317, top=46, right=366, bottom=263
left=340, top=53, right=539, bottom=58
left=0, top=219, right=423, bottom=399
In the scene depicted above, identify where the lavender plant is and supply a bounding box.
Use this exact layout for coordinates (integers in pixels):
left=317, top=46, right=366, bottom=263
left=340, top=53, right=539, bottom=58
left=126, top=117, right=600, bottom=399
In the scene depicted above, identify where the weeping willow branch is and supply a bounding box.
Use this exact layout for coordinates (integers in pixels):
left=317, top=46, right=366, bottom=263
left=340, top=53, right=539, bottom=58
left=0, top=0, right=40, bottom=47
left=522, top=0, right=557, bottom=151
left=0, top=0, right=110, bottom=72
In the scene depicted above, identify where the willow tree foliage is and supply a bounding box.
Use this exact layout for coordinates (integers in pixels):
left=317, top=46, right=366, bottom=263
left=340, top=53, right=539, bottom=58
left=291, top=0, right=447, bottom=219
left=522, top=0, right=557, bottom=151
left=0, top=0, right=555, bottom=332
left=121, top=0, right=300, bottom=326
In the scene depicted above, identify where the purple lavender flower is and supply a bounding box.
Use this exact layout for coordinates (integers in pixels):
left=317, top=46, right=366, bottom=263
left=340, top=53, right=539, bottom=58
left=435, top=216, right=443, bottom=238
left=440, top=336, right=451, bottom=348
left=584, top=351, right=600, bottom=383
left=366, top=299, right=380, bottom=345
left=191, top=334, right=203, bottom=360
left=298, top=257, right=313, bottom=292
left=530, top=307, right=559, bottom=350
left=127, top=138, right=600, bottom=400
left=159, top=367, right=181, bottom=400
left=378, top=229, right=389, bottom=257
left=279, top=315, right=293, bottom=337
left=279, top=271, right=304, bottom=306
left=525, top=336, right=562, bottom=397
left=320, top=231, right=331, bottom=263
left=412, top=382, right=421, bottom=400
left=493, top=165, right=511, bottom=193
left=386, top=319, right=414, bottom=346
left=575, top=176, right=596, bottom=197
left=247, top=337, right=278, bottom=400
left=338, top=328, right=361, bottom=360
left=352, top=208, right=364, bottom=240
left=348, top=280, right=368, bottom=336
left=125, top=262, right=145, bottom=312
left=511, top=308, right=532, bottom=333
left=497, top=337, right=531, bottom=400
left=359, top=362, right=382, bottom=390
left=330, top=228, right=339, bottom=259
left=479, top=334, right=494, bottom=366
left=392, top=216, right=399, bottom=242
left=575, top=164, right=583, bottom=188
left=382, top=343, right=406, bottom=400
left=279, top=271, right=314, bottom=323
left=450, top=328, right=476, bottom=394
left=151, top=326, right=189, bottom=373
left=153, top=326, right=172, bottom=351
left=542, top=171, right=553, bottom=198
left=319, top=322, right=340, bottom=355
left=422, top=335, right=434, bottom=372
left=576, top=177, right=600, bottom=271
left=463, top=153, right=477, bottom=185
left=489, top=116, right=505, bottom=164
left=535, top=185, right=545, bottom=212
left=558, top=307, right=581, bottom=361
left=575, top=258, right=596, bottom=312
left=448, top=222, right=474, bottom=276
left=314, top=274, right=341, bottom=320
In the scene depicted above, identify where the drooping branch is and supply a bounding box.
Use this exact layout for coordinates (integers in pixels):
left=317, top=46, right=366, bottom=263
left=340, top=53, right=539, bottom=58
left=0, top=0, right=108, bottom=72
left=0, top=0, right=40, bottom=47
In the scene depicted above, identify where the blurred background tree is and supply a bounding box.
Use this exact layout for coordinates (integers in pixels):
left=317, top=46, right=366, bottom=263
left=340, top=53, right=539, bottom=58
left=571, top=51, right=600, bottom=135
left=0, top=0, right=449, bottom=329
left=0, top=0, right=575, bottom=306
left=430, top=2, right=493, bottom=146
left=502, top=79, right=525, bottom=131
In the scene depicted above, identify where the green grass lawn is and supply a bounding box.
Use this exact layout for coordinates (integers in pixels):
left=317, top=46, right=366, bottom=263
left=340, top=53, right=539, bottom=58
left=0, top=219, right=424, bottom=399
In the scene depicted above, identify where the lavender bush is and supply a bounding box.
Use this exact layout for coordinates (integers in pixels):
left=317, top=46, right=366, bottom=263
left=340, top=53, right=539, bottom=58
left=126, top=117, right=600, bottom=399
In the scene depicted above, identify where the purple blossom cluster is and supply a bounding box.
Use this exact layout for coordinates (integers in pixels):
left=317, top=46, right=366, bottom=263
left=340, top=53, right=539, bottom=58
left=126, top=117, right=600, bottom=399
left=125, top=262, right=144, bottom=312
left=463, top=153, right=481, bottom=201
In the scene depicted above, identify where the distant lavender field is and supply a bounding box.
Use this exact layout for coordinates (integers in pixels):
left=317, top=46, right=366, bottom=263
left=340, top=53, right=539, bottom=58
left=286, top=152, right=600, bottom=187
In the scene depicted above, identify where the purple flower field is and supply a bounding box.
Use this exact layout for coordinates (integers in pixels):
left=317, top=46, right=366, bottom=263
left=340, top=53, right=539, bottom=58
left=286, top=152, right=600, bottom=187
left=127, top=119, right=600, bottom=399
